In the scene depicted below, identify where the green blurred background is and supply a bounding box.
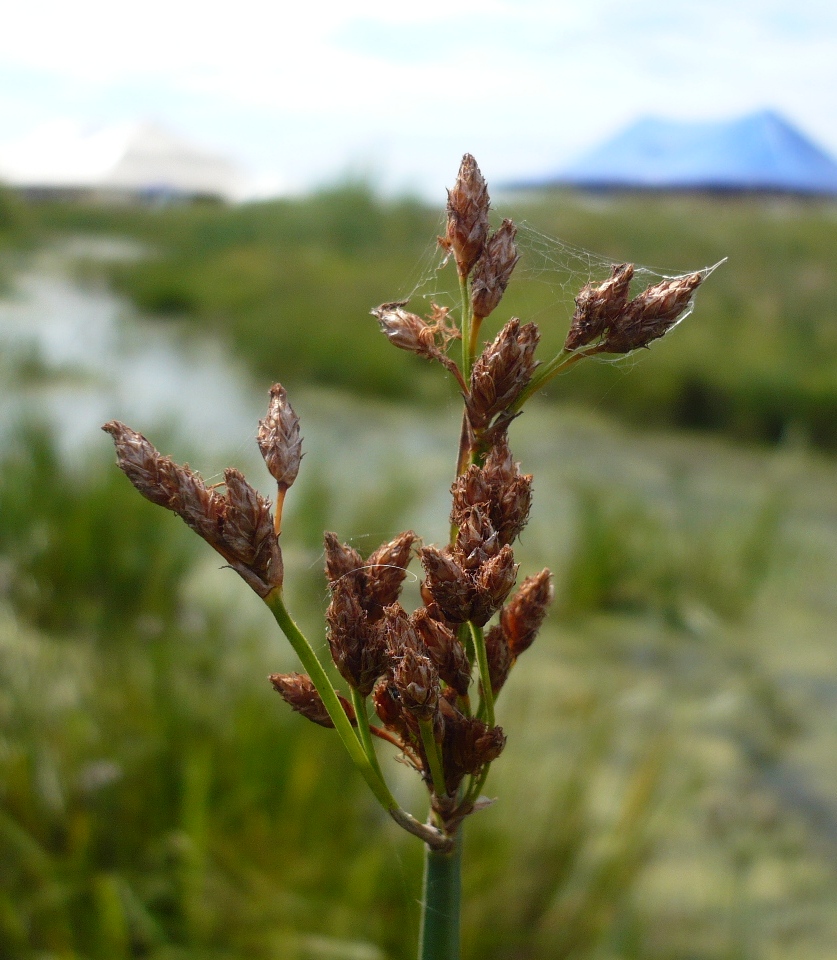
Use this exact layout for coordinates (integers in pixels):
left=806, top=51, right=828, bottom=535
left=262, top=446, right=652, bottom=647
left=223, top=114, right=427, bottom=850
left=2, top=183, right=837, bottom=959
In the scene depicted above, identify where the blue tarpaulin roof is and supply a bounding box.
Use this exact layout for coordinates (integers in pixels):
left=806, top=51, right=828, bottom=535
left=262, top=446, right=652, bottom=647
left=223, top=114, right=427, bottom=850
left=544, top=111, right=837, bottom=195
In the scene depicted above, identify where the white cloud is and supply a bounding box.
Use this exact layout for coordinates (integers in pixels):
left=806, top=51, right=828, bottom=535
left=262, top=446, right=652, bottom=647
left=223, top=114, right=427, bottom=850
left=0, top=0, right=834, bottom=193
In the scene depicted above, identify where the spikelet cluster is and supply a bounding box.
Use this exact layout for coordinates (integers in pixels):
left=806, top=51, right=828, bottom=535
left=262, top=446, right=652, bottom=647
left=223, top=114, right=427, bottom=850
left=105, top=153, right=706, bottom=842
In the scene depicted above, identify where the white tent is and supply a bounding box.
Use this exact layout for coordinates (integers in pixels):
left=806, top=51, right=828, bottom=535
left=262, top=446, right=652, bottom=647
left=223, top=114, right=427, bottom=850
left=0, top=120, right=244, bottom=202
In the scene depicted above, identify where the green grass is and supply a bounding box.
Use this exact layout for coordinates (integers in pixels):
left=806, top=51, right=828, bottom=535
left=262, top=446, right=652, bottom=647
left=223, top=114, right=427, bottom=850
left=3, top=399, right=837, bottom=959
left=27, top=185, right=837, bottom=448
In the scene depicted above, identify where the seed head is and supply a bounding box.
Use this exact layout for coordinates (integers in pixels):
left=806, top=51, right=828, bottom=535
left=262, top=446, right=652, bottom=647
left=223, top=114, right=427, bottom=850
left=442, top=710, right=506, bottom=791
left=484, top=625, right=513, bottom=696
left=364, top=531, right=418, bottom=616
left=471, top=219, right=519, bottom=321
left=466, top=319, right=539, bottom=431
left=103, top=422, right=282, bottom=597
left=323, top=532, right=364, bottom=589
left=471, top=544, right=518, bottom=626
left=371, top=302, right=464, bottom=385
left=419, top=546, right=474, bottom=624
left=393, top=646, right=440, bottom=722
left=221, top=467, right=284, bottom=596
left=373, top=678, right=411, bottom=739
left=501, top=568, right=554, bottom=657
left=411, top=608, right=472, bottom=697
left=602, top=272, right=703, bottom=353
left=378, top=603, right=422, bottom=658
left=455, top=505, right=500, bottom=570
left=565, top=263, right=634, bottom=351
left=372, top=301, right=438, bottom=357
left=483, top=437, right=533, bottom=545
left=439, top=154, right=490, bottom=278
left=326, top=579, right=388, bottom=695
left=269, top=673, right=355, bottom=728
left=257, top=383, right=302, bottom=492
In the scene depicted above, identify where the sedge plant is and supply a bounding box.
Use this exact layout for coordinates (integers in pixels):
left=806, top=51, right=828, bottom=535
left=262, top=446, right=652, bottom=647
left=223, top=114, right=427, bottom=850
left=104, top=155, right=709, bottom=959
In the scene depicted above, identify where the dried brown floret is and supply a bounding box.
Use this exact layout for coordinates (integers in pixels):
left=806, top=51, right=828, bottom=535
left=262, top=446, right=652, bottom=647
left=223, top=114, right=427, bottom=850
left=373, top=678, right=410, bottom=737
left=564, top=263, right=634, bottom=352
left=438, top=153, right=490, bottom=278
left=103, top=422, right=283, bottom=597
left=454, top=505, right=500, bottom=570
left=372, top=302, right=440, bottom=357
left=441, top=707, right=506, bottom=793
left=221, top=468, right=284, bottom=596
left=323, top=532, right=365, bottom=589
left=471, top=218, right=519, bottom=321
left=419, top=546, right=474, bottom=624
left=466, top=319, right=539, bottom=431
left=471, top=545, right=518, bottom=626
left=371, top=302, right=464, bottom=386
left=601, top=272, right=703, bottom=353
left=450, top=435, right=533, bottom=547
left=393, top=646, right=440, bottom=722
left=269, top=672, right=355, bottom=728
left=326, top=579, right=389, bottom=696
left=411, top=608, right=472, bottom=697
left=377, top=603, right=422, bottom=657
left=484, top=624, right=514, bottom=696
left=501, top=568, right=554, bottom=657
left=257, top=383, right=302, bottom=491
left=364, top=531, right=418, bottom=616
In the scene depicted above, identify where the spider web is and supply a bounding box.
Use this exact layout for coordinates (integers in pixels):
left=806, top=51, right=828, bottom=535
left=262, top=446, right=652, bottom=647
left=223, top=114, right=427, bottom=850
left=390, top=211, right=722, bottom=363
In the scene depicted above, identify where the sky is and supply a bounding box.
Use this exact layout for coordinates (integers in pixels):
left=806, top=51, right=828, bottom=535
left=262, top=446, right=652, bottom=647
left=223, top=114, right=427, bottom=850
left=1, top=0, right=836, bottom=198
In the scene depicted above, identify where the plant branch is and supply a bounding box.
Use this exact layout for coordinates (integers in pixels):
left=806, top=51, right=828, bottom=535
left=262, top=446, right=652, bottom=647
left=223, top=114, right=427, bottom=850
left=350, top=687, right=386, bottom=782
left=419, top=719, right=448, bottom=798
left=510, top=347, right=592, bottom=412
left=469, top=621, right=494, bottom=729
left=265, top=589, right=451, bottom=851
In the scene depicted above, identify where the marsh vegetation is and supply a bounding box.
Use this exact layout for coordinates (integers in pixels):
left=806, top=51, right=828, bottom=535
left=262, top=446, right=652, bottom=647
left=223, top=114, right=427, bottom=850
left=2, top=183, right=837, bottom=958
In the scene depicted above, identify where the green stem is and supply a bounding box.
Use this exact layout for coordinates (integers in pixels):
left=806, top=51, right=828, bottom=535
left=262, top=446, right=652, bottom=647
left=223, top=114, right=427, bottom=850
left=418, top=826, right=463, bottom=960
left=350, top=687, right=385, bottom=782
left=459, top=273, right=472, bottom=380
left=510, top=348, right=592, bottom=412
left=469, top=621, right=494, bottom=728
left=419, top=720, right=448, bottom=798
left=265, top=590, right=396, bottom=812
left=462, top=763, right=490, bottom=812
left=468, top=313, right=484, bottom=362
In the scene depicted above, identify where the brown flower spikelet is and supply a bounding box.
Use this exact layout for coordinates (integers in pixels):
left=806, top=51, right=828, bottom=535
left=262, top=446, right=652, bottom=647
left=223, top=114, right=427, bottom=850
left=501, top=568, right=554, bottom=657
left=466, top=319, right=539, bottom=431
left=411, top=607, right=472, bottom=697
left=602, top=272, right=703, bottom=353
left=564, top=263, right=634, bottom=352
left=103, top=422, right=282, bottom=596
left=269, top=673, right=355, bottom=728
left=451, top=436, right=532, bottom=547
left=484, top=624, right=514, bottom=696
left=454, top=505, right=500, bottom=570
left=439, top=153, right=490, bottom=278
left=323, top=532, right=364, bottom=588
left=221, top=467, right=284, bottom=596
left=393, top=646, right=440, bottom=723
left=326, top=579, right=388, bottom=696
left=471, top=218, right=519, bottom=321
left=364, top=531, right=418, bottom=615
left=419, top=546, right=474, bottom=624
left=373, top=678, right=412, bottom=740
left=257, top=383, right=302, bottom=490
left=471, top=545, right=518, bottom=626
left=440, top=706, right=506, bottom=793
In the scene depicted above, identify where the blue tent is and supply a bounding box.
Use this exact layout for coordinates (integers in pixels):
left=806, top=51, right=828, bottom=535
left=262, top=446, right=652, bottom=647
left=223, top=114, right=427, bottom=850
left=543, top=111, right=837, bottom=195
